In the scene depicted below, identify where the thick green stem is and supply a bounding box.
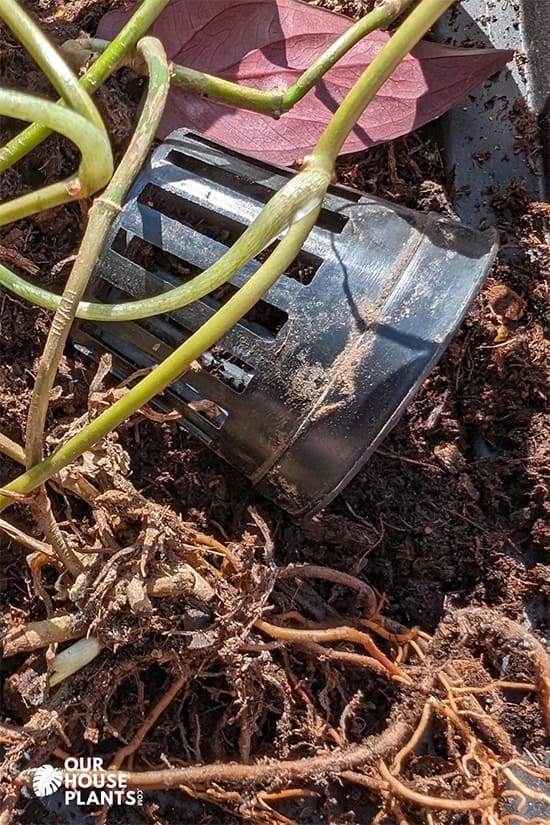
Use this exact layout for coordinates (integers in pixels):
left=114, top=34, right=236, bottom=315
left=308, top=0, right=456, bottom=172
left=22, top=39, right=170, bottom=573
left=0, top=0, right=105, bottom=133
left=0, top=214, right=318, bottom=513
left=0, top=168, right=330, bottom=321
left=25, top=37, right=170, bottom=466
left=77, top=39, right=281, bottom=114
left=0, top=0, right=171, bottom=173
left=0, top=91, right=112, bottom=226
left=0, top=0, right=428, bottom=320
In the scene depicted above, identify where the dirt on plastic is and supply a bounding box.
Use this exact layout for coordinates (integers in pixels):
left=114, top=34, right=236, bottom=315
left=0, top=2, right=548, bottom=825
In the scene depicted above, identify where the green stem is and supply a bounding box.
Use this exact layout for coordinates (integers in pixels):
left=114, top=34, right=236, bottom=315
left=281, top=0, right=415, bottom=112
left=74, top=0, right=414, bottom=117
left=0, top=0, right=171, bottom=173
left=77, top=39, right=280, bottom=114
left=0, top=432, right=25, bottom=465
left=308, top=0, right=456, bottom=172
left=0, top=91, right=112, bottom=226
left=0, top=0, right=105, bottom=133
left=0, top=168, right=330, bottom=320
left=0, top=213, right=318, bottom=513
left=22, top=38, right=170, bottom=573
left=0, top=0, right=419, bottom=318
left=26, top=36, right=169, bottom=465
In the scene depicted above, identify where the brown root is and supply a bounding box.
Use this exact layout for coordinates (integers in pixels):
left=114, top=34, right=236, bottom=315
left=20, top=720, right=411, bottom=791
left=378, top=760, right=496, bottom=811
left=453, top=607, right=550, bottom=735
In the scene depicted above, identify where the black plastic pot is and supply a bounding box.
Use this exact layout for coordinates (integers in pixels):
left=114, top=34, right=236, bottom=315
left=74, top=129, right=497, bottom=515
left=74, top=0, right=550, bottom=518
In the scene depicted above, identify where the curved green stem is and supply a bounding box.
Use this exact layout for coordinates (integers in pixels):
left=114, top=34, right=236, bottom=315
left=281, top=0, right=415, bottom=112
left=0, top=91, right=112, bottom=226
left=0, top=213, right=318, bottom=513
left=308, top=0, right=456, bottom=172
left=0, top=168, right=330, bottom=320
left=76, top=39, right=280, bottom=114
left=0, top=0, right=425, bottom=320
left=0, top=0, right=105, bottom=133
left=26, top=36, right=170, bottom=467
left=0, top=0, right=171, bottom=173
left=73, top=0, right=414, bottom=117
left=0, top=0, right=452, bottom=314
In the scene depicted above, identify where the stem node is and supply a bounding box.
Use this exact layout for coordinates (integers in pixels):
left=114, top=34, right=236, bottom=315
left=66, top=180, right=82, bottom=197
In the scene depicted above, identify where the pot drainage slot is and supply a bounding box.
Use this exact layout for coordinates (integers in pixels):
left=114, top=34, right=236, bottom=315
left=110, top=229, right=289, bottom=340
left=136, top=184, right=324, bottom=285
left=183, top=394, right=228, bottom=429
left=87, top=276, right=257, bottom=397
left=200, top=347, right=255, bottom=395
left=138, top=183, right=243, bottom=246
left=166, top=149, right=350, bottom=234
left=112, top=230, right=200, bottom=283
left=77, top=318, right=229, bottom=431
left=133, top=311, right=256, bottom=395
left=185, top=132, right=363, bottom=203
left=204, top=282, right=288, bottom=338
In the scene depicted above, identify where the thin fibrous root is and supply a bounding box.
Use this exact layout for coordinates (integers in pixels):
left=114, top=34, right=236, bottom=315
left=298, top=640, right=394, bottom=677
left=378, top=761, right=496, bottom=811
left=453, top=608, right=550, bottom=735
left=502, top=767, right=550, bottom=808
left=392, top=698, right=435, bottom=774
left=109, top=669, right=190, bottom=769
left=451, top=681, right=537, bottom=694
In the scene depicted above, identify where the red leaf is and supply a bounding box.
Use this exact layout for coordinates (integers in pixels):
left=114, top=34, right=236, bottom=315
left=98, top=0, right=511, bottom=165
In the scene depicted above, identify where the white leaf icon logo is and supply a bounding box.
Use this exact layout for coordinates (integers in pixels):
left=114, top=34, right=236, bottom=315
left=33, top=765, right=63, bottom=797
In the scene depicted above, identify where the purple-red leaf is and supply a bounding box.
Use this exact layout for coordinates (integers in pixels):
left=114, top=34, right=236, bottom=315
left=98, top=0, right=511, bottom=165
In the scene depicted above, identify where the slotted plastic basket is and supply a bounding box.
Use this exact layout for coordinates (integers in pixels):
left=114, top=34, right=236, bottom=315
left=72, top=129, right=497, bottom=515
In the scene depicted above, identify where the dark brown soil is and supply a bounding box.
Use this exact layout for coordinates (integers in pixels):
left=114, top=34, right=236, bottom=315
left=0, top=2, right=548, bottom=825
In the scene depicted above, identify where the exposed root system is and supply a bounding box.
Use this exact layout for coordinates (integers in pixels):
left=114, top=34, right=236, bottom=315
left=1, top=424, right=549, bottom=823
left=1, top=2, right=548, bottom=824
